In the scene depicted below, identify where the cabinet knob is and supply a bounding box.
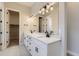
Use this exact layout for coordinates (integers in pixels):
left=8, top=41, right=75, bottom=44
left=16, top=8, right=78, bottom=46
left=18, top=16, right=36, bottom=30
left=6, top=32, right=8, bottom=33
left=6, top=22, right=8, bottom=24
left=0, top=9, right=2, bottom=11
left=0, top=32, right=2, bottom=34
left=0, top=21, right=2, bottom=23
left=29, top=49, right=31, bottom=51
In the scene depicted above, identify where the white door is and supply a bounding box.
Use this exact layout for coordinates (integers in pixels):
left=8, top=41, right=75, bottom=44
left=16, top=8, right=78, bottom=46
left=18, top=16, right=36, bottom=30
left=5, top=9, right=10, bottom=48
left=0, top=9, right=2, bottom=46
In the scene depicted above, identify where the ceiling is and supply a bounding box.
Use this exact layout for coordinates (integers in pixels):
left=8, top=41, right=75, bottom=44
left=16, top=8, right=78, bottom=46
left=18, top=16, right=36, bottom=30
left=17, top=2, right=48, bottom=8
left=17, top=2, right=35, bottom=8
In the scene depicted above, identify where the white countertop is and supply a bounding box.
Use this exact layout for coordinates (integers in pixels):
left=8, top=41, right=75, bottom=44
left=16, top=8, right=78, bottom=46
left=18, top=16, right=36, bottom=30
left=24, top=32, right=61, bottom=44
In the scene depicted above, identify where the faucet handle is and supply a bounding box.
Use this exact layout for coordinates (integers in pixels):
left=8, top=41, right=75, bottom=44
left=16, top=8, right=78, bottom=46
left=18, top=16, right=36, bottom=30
left=30, top=30, right=32, bottom=33
left=50, top=31, right=54, bottom=35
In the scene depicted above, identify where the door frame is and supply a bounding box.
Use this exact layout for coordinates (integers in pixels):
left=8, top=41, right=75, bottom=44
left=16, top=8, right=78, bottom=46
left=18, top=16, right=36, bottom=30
left=2, top=8, right=21, bottom=49
left=59, top=3, right=67, bottom=56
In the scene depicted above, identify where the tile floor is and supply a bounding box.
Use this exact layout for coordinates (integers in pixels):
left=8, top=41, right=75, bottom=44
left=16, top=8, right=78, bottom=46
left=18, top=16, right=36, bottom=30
left=0, top=45, right=71, bottom=56
left=0, top=45, right=31, bottom=56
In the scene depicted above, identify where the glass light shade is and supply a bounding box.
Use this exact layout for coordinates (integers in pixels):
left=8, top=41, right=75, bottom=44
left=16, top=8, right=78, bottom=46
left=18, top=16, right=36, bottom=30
left=39, top=10, right=41, bottom=14
left=50, top=6, right=53, bottom=11
left=42, top=12, right=45, bottom=15
left=46, top=9, right=49, bottom=13
left=41, top=8, right=45, bottom=11
left=47, top=5, right=50, bottom=9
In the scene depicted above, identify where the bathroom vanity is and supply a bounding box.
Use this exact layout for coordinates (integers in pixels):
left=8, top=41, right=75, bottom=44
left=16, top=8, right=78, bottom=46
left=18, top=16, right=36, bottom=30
left=23, top=33, right=61, bottom=56
left=23, top=3, right=62, bottom=56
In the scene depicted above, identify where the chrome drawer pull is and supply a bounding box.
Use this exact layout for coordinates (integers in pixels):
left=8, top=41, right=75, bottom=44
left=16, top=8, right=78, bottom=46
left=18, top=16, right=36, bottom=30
left=35, top=47, right=38, bottom=53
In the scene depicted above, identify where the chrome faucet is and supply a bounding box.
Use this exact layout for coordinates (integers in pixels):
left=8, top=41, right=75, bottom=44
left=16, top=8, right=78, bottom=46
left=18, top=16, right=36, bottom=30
left=45, top=31, right=54, bottom=37
left=30, top=30, right=36, bottom=33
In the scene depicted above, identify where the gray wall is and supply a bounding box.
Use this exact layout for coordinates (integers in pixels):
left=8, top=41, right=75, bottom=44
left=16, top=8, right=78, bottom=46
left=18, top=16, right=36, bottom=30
left=67, top=3, right=79, bottom=55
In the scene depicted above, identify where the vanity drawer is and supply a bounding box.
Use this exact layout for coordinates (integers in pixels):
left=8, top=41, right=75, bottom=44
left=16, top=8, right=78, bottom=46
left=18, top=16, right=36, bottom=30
left=32, top=38, right=47, bottom=49
left=23, top=35, right=47, bottom=56
left=32, top=42, right=47, bottom=56
left=23, top=38, right=28, bottom=47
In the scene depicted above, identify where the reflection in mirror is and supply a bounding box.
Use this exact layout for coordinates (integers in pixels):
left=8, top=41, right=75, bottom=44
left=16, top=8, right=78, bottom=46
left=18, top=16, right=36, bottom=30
left=39, top=17, right=47, bottom=33
left=38, top=3, right=59, bottom=35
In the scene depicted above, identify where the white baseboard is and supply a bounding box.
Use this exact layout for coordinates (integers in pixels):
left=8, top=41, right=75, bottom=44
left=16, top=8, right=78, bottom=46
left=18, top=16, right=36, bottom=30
left=67, top=50, right=79, bottom=56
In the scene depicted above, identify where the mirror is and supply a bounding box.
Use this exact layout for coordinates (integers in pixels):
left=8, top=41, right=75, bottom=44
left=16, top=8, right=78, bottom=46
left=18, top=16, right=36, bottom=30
left=24, top=2, right=59, bottom=35
left=38, top=3, right=59, bottom=35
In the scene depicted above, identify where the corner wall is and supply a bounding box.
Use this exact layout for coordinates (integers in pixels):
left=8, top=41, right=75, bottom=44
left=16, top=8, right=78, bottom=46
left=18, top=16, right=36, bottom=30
left=66, top=3, right=79, bottom=56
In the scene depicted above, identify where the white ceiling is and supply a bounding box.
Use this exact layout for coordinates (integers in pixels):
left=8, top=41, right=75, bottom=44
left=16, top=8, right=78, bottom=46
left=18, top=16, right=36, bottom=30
left=17, top=2, right=48, bottom=8
left=17, top=2, right=34, bottom=8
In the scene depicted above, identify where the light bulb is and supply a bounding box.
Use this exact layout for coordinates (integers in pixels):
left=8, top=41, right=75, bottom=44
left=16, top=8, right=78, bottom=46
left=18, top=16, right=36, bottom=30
left=46, top=9, right=49, bottom=13
left=39, top=11, right=41, bottom=14
left=41, top=8, right=45, bottom=11
left=42, top=12, right=45, bottom=15
left=50, top=6, right=53, bottom=11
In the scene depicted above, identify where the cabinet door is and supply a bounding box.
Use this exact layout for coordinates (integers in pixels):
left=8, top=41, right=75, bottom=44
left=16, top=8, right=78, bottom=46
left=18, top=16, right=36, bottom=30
left=27, top=38, right=33, bottom=54
left=32, top=42, right=46, bottom=56
left=23, top=37, right=28, bottom=47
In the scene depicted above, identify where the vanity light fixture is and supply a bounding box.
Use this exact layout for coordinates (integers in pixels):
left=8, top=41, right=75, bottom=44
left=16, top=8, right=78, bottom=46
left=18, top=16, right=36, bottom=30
left=39, top=3, right=54, bottom=15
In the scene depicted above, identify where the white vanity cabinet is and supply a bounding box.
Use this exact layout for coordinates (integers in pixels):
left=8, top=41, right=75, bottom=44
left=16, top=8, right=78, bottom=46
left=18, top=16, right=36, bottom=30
left=23, top=34, right=61, bottom=56
left=24, top=36, right=33, bottom=54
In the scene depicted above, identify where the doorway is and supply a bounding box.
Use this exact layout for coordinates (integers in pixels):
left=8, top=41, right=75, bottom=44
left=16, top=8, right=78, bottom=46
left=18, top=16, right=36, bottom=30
left=8, top=10, right=19, bottom=47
